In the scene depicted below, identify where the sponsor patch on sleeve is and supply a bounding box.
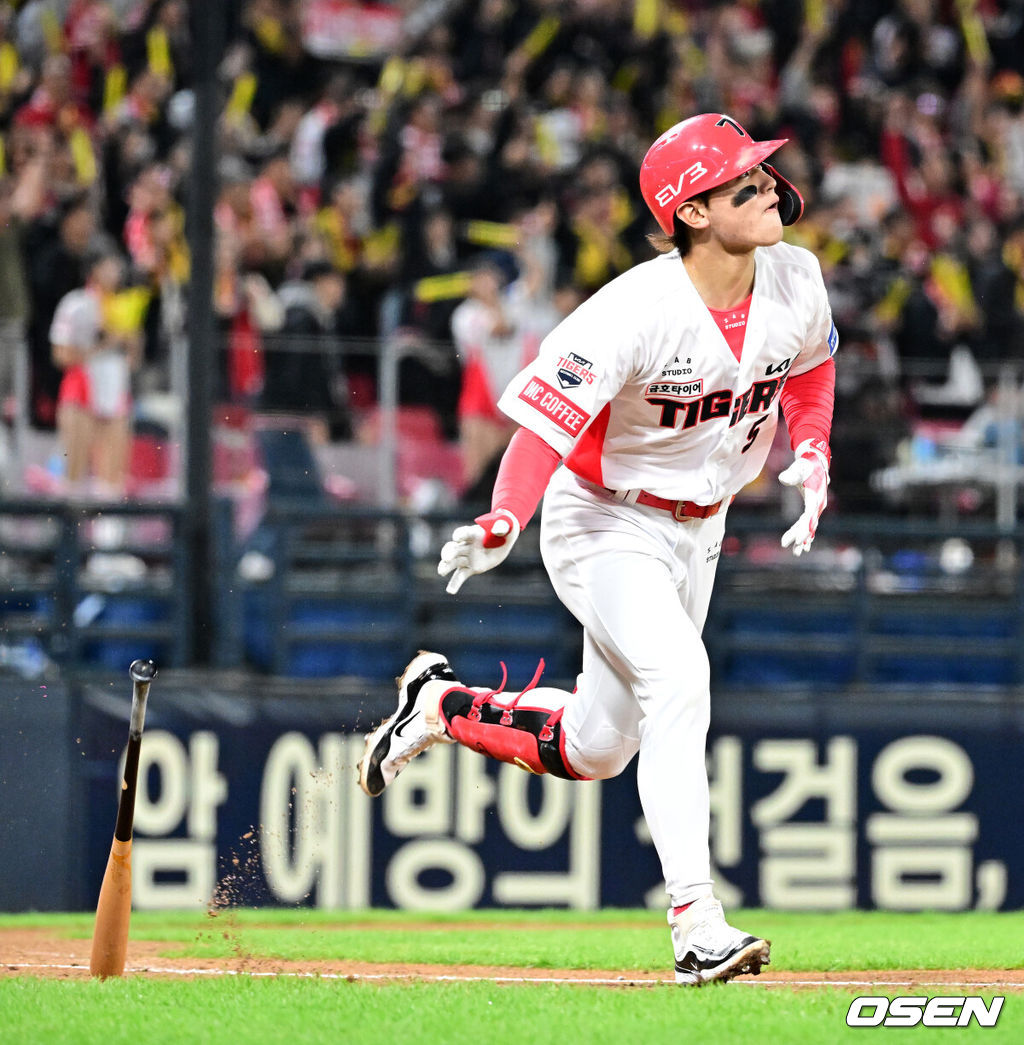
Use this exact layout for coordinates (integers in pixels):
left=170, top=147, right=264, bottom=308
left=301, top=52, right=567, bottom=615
left=518, top=377, right=591, bottom=436
left=827, top=320, right=839, bottom=357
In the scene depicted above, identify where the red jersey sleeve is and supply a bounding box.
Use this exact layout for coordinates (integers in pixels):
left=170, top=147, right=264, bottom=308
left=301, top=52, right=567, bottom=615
left=490, top=427, right=562, bottom=528
left=780, top=358, right=835, bottom=460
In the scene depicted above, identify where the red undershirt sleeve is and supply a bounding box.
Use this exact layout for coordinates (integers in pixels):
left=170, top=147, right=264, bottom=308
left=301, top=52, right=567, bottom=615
left=780, top=358, right=836, bottom=459
left=490, top=427, right=563, bottom=528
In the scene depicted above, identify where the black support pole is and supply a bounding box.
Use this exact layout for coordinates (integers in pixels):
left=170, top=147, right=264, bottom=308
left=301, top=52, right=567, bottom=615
left=184, top=3, right=223, bottom=662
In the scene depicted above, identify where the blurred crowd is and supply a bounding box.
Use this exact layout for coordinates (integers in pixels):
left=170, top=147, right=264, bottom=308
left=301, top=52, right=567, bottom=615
left=4, top=0, right=1024, bottom=511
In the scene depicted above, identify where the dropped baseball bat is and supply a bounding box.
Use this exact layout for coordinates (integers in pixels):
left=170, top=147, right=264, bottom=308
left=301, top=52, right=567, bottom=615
left=89, top=659, right=157, bottom=979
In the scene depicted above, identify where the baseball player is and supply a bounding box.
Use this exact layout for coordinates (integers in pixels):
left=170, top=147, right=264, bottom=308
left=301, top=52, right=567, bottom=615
left=359, top=113, right=836, bottom=985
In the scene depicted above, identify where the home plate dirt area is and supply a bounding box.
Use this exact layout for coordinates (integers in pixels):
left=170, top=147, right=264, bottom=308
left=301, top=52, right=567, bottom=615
left=2, top=927, right=1023, bottom=989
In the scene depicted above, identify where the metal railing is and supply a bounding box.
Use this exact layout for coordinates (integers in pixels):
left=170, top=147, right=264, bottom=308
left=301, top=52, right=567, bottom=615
left=0, top=500, right=191, bottom=673
left=706, top=514, right=1024, bottom=691
left=3, top=496, right=1024, bottom=689
left=208, top=500, right=1024, bottom=691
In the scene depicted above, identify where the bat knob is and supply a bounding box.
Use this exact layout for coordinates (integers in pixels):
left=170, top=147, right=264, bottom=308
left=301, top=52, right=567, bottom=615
left=129, top=659, right=158, bottom=682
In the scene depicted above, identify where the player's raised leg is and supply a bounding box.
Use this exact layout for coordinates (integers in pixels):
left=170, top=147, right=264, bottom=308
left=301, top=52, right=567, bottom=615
left=358, top=650, right=593, bottom=796
left=540, top=478, right=769, bottom=983
left=436, top=671, right=589, bottom=780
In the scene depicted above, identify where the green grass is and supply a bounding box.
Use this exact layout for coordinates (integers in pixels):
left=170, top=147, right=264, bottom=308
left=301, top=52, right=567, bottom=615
left=0, top=977, right=1018, bottom=1045
left=3, top=908, right=1023, bottom=971
left=1, top=910, right=1022, bottom=1044
left=0, top=977, right=876, bottom=1045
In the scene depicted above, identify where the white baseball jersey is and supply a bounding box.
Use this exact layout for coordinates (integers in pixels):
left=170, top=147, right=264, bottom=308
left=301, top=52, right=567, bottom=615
left=498, top=242, right=836, bottom=504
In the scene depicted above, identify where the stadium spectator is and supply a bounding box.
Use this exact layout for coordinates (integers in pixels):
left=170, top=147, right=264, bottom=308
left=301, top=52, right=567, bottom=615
left=452, top=209, right=577, bottom=501
left=262, top=258, right=354, bottom=440
left=963, top=214, right=1021, bottom=364
left=25, top=193, right=98, bottom=429
left=119, top=0, right=192, bottom=91
left=556, top=151, right=646, bottom=293
left=49, top=242, right=143, bottom=495
left=451, top=253, right=529, bottom=495
left=14, top=52, right=93, bottom=131
left=289, top=71, right=351, bottom=206
left=0, top=6, right=32, bottom=127
left=214, top=225, right=280, bottom=405
left=247, top=148, right=299, bottom=277
left=0, top=142, right=49, bottom=487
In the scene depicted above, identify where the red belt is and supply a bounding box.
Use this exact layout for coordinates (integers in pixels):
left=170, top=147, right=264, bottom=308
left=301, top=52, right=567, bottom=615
left=607, top=488, right=725, bottom=521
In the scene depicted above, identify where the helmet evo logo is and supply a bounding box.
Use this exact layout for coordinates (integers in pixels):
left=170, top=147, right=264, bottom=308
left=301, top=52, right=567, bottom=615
left=654, top=162, right=709, bottom=207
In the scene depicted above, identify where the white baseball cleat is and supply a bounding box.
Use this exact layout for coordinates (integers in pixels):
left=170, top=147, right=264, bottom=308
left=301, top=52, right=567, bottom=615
left=357, top=651, right=458, bottom=797
left=669, top=896, right=770, bottom=985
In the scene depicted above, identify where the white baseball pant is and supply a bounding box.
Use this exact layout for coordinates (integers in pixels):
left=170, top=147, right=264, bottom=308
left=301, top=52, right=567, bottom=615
left=481, top=464, right=728, bottom=906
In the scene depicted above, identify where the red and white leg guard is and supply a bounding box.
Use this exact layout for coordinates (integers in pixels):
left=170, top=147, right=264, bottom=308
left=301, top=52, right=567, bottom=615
left=437, top=662, right=590, bottom=780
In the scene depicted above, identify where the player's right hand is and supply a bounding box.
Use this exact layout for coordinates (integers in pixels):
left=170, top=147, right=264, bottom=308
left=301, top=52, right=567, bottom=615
left=779, top=438, right=830, bottom=556
left=438, top=509, right=521, bottom=594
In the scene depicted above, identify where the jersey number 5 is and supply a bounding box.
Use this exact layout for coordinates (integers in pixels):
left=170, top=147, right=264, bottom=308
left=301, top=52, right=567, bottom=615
left=741, top=414, right=769, bottom=453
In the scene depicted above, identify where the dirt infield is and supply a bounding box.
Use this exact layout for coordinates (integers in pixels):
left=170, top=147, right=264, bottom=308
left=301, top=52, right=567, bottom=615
left=2, top=927, right=1023, bottom=989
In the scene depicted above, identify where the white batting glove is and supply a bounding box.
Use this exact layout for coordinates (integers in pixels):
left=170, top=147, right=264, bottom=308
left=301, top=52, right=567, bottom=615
left=438, top=508, right=521, bottom=594
left=779, top=438, right=830, bottom=556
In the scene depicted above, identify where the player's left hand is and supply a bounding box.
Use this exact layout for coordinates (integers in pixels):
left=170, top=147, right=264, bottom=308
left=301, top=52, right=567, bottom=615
left=779, top=438, right=830, bottom=556
left=438, top=509, right=521, bottom=594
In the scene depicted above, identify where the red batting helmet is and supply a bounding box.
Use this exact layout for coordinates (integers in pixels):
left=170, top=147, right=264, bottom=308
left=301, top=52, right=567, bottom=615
left=639, top=113, right=804, bottom=234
